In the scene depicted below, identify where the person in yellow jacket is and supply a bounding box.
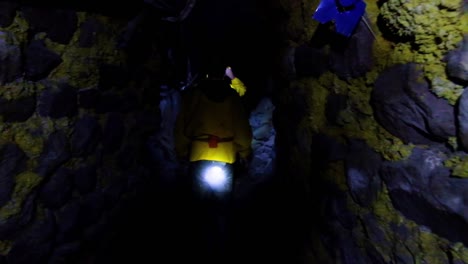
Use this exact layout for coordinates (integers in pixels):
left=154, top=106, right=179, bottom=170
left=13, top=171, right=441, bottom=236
left=174, top=64, right=251, bottom=261
left=174, top=65, right=252, bottom=197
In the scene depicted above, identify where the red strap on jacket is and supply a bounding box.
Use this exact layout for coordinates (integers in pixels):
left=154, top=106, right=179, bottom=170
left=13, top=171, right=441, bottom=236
left=208, top=135, right=219, bottom=148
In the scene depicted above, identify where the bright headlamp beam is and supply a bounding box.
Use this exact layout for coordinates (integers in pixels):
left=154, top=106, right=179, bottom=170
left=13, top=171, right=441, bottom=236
left=202, top=165, right=227, bottom=191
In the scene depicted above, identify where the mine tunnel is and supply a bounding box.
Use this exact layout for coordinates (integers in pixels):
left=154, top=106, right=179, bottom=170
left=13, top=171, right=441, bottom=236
left=0, top=0, right=467, bottom=263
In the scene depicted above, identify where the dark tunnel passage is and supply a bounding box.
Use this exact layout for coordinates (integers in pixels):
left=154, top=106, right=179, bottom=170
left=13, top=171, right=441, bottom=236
left=62, top=1, right=306, bottom=263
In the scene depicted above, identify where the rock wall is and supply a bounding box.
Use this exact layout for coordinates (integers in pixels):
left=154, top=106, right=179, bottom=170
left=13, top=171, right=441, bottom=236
left=275, top=0, right=468, bottom=263
left=0, top=3, right=161, bottom=263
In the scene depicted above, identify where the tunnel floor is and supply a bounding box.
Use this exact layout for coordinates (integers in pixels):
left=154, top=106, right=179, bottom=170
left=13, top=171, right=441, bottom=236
left=74, top=173, right=308, bottom=264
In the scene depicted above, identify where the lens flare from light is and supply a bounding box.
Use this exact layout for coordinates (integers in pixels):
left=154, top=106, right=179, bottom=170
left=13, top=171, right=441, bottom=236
left=202, top=165, right=227, bottom=191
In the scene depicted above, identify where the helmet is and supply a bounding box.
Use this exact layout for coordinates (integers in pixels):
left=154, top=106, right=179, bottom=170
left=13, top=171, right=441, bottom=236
left=201, top=57, right=228, bottom=81
left=196, top=59, right=231, bottom=102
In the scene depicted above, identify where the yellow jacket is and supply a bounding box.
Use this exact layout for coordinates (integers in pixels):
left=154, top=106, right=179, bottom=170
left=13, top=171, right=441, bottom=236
left=174, top=79, right=252, bottom=164
left=230, top=77, right=246, bottom=97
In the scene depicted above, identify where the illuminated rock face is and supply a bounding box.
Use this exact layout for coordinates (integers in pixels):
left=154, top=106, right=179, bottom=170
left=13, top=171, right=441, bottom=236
left=459, top=89, right=468, bottom=151
left=0, top=4, right=161, bottom=263
left=371, top=63, right=456, bottom=144
left=277, top=0, right=468, bottom=263
left=381, top=147, right=468, bottom=245
left=446, top=35, right=468, bottom=84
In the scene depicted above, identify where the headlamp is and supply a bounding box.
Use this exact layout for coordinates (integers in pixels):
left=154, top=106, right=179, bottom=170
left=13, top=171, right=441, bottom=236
left=196, top=161, right=233, bottom=196
left=202, top=165, right=228, bottom=192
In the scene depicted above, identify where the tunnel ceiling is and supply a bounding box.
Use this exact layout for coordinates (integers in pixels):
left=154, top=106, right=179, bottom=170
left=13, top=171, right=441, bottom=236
left=27, top=0, right=273, bottom=82
left=0, top=0, right=284, bottom=107
left=0, top=0, right=143, bottom=18
left=0, top=0, right=281, bottom=67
